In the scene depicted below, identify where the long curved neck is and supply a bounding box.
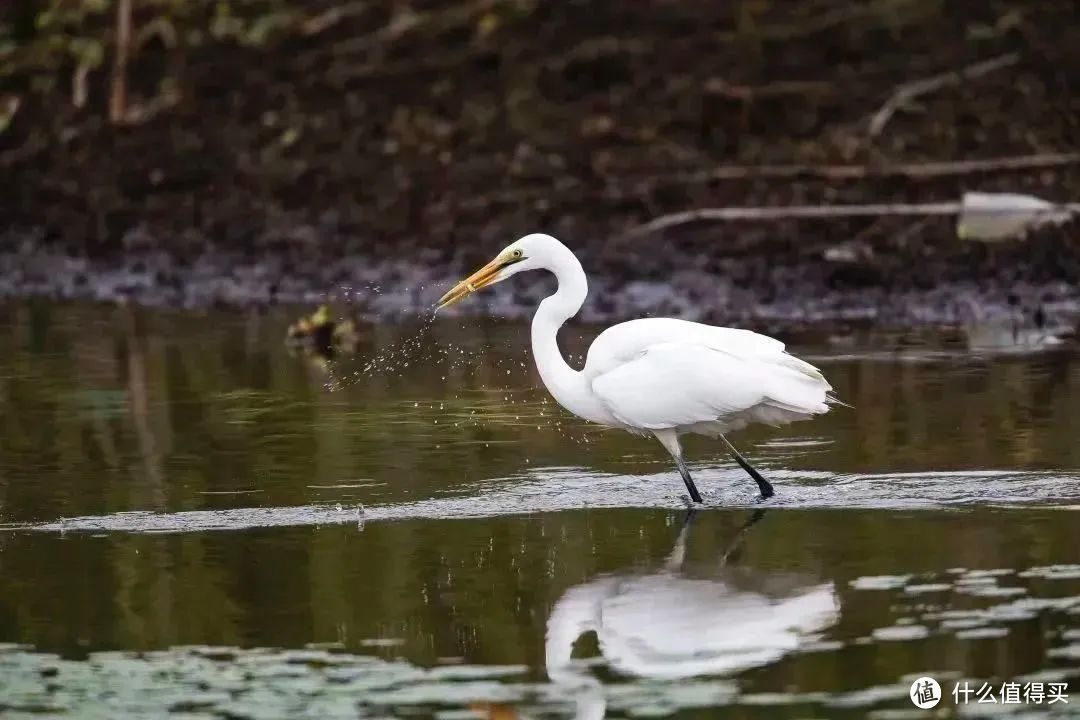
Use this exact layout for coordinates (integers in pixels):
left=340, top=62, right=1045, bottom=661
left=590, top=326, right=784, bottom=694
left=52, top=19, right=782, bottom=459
left=531, top=247, right=589, bottom=413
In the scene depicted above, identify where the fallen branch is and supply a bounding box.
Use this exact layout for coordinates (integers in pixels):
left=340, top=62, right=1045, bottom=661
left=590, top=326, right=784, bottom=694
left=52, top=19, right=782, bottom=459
left=444, top=153, right=1080, bottom=217
left=756, top=0, right=927, bottom=42
left=72, top=61, right=92, bottom=109
left=330, top=2, right=485, bottom=57
left=618, top=197, right=1080, bottom=241
left=121, top=88, right=181, bottom=125
left=868, top=52, right=1020, bottom=138
left=704, top=78, right=839, bottom=100
left=620, top=204, right=959, bottom=240
left=653, top=152, right=1080, bottom=184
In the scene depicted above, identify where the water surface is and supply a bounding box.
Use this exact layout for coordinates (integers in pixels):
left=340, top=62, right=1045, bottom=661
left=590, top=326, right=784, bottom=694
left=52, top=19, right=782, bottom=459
left=0, top=303, right=1078, bottom=717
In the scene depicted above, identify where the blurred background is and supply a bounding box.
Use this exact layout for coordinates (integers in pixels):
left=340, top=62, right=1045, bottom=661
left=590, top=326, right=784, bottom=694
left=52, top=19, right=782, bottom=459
left=1, top=0, right=1078, bottom=323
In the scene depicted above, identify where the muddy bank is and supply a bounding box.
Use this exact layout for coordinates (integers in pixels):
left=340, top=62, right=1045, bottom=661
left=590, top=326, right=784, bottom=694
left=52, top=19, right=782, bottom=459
left=2, top=1, right=1079, bottom=326
left=4, top=220, right=1078, bottom=330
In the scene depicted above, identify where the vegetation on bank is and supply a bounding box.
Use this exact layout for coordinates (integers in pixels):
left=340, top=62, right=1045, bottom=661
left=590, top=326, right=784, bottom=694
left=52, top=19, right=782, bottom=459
left=0, top=2, right=1077, bottom=294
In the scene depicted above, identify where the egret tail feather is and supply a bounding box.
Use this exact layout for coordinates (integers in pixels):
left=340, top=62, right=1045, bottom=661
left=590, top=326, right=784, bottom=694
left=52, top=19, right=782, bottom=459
left=826, top=393, right=854, bottom=409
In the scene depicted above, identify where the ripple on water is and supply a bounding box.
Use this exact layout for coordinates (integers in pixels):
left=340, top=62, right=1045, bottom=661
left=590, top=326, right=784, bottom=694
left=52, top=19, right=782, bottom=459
left=8, top=466, right=1079, bottom=534
left=871, top=625, right=931, bottom=642
left=1019, top=565, right=1080, bottom=581
left=851, top=575, right=913, bottom=591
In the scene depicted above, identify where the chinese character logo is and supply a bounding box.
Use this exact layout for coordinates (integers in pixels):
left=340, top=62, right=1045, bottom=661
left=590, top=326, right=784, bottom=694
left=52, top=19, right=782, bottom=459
left=951, top=679, right=1069, bottom=707
left=911, top=677, right=942, bottom=709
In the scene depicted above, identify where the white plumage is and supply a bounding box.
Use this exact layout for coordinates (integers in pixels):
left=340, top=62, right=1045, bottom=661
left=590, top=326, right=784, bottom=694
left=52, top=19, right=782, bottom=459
left=587, top=317, right=831, bottom=435
left=547, top=574, right=839, bottom=681
left=437, top=233, right=841, bottom=502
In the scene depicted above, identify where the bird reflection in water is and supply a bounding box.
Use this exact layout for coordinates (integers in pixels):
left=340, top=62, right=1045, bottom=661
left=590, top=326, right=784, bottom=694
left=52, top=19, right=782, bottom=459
left=536, top=510, right=839, bottom=719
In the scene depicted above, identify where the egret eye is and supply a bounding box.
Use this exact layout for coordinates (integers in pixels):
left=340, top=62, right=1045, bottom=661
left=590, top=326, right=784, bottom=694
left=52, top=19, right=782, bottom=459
left=511, top=249, right=523, bottom=259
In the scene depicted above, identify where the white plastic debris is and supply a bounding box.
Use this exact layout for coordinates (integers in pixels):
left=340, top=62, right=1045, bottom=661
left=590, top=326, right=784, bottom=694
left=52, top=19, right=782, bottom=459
left=957, top=192, right=1076, bottom=241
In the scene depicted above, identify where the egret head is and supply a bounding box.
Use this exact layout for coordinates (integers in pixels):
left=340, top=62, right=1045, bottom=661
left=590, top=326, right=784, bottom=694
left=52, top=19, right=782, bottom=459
left=436, top=233, right=561, bottom=310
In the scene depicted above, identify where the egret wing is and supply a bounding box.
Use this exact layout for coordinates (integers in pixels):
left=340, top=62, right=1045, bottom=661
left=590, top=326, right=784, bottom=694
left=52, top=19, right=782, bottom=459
left=584, top=318, right=823, bottom=383
left=590, top=341, right=829, bottom=431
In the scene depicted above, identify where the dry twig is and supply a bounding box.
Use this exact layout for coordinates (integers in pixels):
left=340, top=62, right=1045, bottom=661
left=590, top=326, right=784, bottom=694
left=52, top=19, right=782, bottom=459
left=109, top=0, right=133, bottom=124
left=619, top=190, right=1080, bottom=242
left=302, top=2, right=372, bottom=36
left=867, top=52, right=1020, bottom=138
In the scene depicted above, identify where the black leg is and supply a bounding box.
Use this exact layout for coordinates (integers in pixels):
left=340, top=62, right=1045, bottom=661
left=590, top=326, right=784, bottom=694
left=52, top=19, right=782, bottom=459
left=663, top=507, right=699, bottom=572
left=653, top=430, right=704, bottom=505
left=721, top=436, right=774, bottom=499
left=719, top=508, right=768, bottom=567
left=674, top=455, right=704, bottom=504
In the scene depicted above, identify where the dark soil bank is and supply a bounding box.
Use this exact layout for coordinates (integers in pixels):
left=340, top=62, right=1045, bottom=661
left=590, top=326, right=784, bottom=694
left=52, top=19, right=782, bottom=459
left=1, top=1, right=1079, bottom=325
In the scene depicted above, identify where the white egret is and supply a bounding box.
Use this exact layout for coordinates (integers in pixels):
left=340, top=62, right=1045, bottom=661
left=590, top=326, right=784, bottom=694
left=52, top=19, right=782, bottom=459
left=438, top=233, right=842, bottom=502
left=546, top=513, right=838, bottom=683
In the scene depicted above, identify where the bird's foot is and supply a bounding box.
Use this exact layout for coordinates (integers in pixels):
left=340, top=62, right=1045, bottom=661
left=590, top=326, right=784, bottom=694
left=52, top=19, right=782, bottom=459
left=721, top=436, right=774, bottom=502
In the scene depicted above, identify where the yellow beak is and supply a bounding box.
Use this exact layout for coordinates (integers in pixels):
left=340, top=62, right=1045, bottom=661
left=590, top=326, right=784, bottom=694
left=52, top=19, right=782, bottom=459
left=437, top=254, right=513, bottom=310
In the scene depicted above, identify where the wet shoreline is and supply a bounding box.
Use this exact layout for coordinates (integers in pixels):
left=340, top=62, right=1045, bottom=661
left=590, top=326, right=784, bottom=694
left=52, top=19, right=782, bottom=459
left=4, top=236, right=1079, bottom=331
